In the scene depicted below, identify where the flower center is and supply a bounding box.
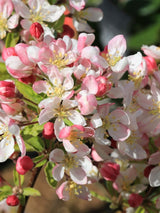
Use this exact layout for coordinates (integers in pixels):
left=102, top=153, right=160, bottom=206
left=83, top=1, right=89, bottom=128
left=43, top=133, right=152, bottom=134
left=125, top=132, right=137, bottom=145
left=46, top=83, right=65, bottom=98
left=54, top=105, right=71, bottom=119
left=67, top=130, right=78, bottom=141
left=149, top=100, right=160, bottom=116
left=0, top=124, right=12, bottom=143
left=63, top=155, right=78, bottom=170
left=49, top=51, right=69, bottom=69
left=29, top=6, right=46, bottom=24
left=102, top=51, right=121, bottom=67
left=128, top=71, right=143, bottom=88
left=65, top=181, right=82, bottom=196
left=0, top=13, right=8, bottom=39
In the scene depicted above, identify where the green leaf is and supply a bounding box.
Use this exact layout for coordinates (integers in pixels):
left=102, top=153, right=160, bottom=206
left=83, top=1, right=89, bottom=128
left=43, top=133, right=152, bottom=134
left=90, top=190, right=111, bottom=202
left=0, top=191, right=12, bottom=201
left=22, top=135, right=45, bottom=152
left=52, top=14, right=65, bottom=33
left=106, top=181, right=118, bottom=197
left=13, top=168, right=24, bottom=186
left=35, top=159, right=47, bottom=168
left=48, top=0, right=57, bottom=4
left=0, top=186, right=12, bottom=201
left=86, top=0, right=103, bottom=6
left=63, top=118, right=73, bottom=126
left=34, top=155, right=47, bottom=168
left=22, top=122, right=44, bottom=137
left=0, top=185, right=12, bottom=192
left=135, top=206, right=145, bottom=213
left=15, top=80, right=44, bottom=105
left=148, top=138, right=158, bottom=154
left=23, top=187, right=41, bottom=196
left=0, top=62, right=13, bottom=80
left=44, top=162, right=57, bottom=188
left=143, top=205, right=159, bottom=213
left=19, top=194, right=26, bottom=206
left=33, top=155, right=45, bottom=163
left=14, top=142, right=35, bottom=152
left=5, top=32, right=19, bottom=48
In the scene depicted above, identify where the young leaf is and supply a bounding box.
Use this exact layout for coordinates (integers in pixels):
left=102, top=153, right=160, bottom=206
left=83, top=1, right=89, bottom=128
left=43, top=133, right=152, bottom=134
left=106, top=181, right=118, bottom=197
left=35, top=159, right=47, bottom=168
left=52, top=14, right=65, bottom=33
left=63, top=118, right=74, bottom=126
left=0, top=62, right=13, bottom=80
left=0, top=185, right=12, bottom=192
left=22, top=122, right=44, bottom=137
left=22, top=135, right=45, bottom=152
left=19, top=194, right=26, bottom=206
left=135, top=206, right=145, bottom=213
left=44, top=162, right=57, bottom=188
left=13, top=168, right=24, bottom=186
left=34, top=155, right=48, bottom=168
left=0, top=186, right=12, bottom=201
left=5, top=32, right=19, bottom=48
left=90, top=190, right=111, bottom=202
left=48, top=0, right=57, bottom=4
left=15, top=80, right=44, bottom=105
left=23, top=187, right=41, bottom=196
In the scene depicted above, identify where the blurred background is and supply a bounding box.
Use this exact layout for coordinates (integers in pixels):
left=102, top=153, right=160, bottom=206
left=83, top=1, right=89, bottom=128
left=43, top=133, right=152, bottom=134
left=1, top=0, right=160, bottom=212
left=92, top=0, right=160, bottom=53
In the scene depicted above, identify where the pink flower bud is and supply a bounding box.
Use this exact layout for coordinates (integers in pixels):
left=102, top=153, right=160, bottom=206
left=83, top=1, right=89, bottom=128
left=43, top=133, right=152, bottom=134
left=16, top=156, right=34, bottom=175
left=95, top=76, right=112, bottom=96
left=30, top=22, right=44, bottom=41
left=2, top=47, right=17, bottom=61
left=144, top=56, right=158, bottom=75
left=18, top=75, right=36, bottom=84
left=6, top=195, right=19, bottom=206
left=1, top=102, right=22, bottom=115
left=59, top=24, right=75, bottom=38
left=100, top=162, right=120, bottom=181
left=42, top=122, right=55, bottom=139
left=144, top=165, right=154, bottom=178
left=0, top=80, right=16, bottom=99
left=128, top=193, right=143, bottom=208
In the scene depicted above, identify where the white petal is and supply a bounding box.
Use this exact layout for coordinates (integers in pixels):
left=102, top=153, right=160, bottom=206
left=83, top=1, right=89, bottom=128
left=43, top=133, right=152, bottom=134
left=68, top=110, right=86, bottom=126
left=52, top=164, right=65, bottom=181
left=0, top=138, right=14, bottom=162
left=49, top=148, right=64, bottom=162
left=109, top=123, right=130, bottom=141
left=7, top=14, right=19, bottom=29
left=38, top=108, right=54, bottom=125
left=63, top=140, right=77, bottom=153
left=70, top=167, right=87, bottom=185
left=149, top=166, right=160, bottom=187
left=83, top=8, right=103, bottom=22
left=118, top=141, right=147, bottom=160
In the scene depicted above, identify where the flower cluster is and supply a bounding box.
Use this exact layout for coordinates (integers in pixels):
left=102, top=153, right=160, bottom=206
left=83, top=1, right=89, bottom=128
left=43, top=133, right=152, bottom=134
left=1, top=0, right=160, bottom=213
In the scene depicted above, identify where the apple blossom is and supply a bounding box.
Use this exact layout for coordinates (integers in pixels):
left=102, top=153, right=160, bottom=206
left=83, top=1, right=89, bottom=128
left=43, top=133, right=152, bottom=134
left=0, top=0, right=19, bottom=39
left=12, top=0, right=65, bottom=31
left=49, top=148, right=90, bottom=185
left=56, top=180, right=91, bottom=201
